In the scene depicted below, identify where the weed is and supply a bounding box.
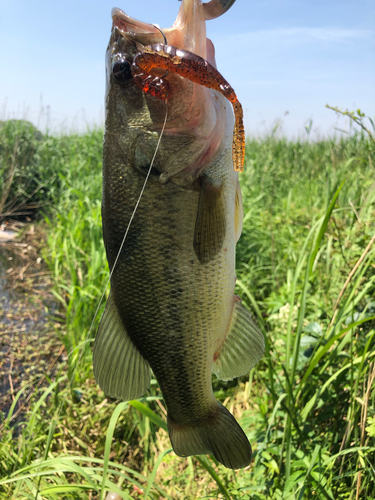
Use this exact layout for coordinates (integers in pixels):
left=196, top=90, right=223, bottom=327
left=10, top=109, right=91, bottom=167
left=0, top=129, right=374, bottom=498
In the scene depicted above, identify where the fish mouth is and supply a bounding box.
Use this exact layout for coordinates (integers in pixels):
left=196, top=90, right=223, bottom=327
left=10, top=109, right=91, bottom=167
left=111, top=9, right=166, bottom=48
left=112, top=0, right=237, bottom=62
left=110, top=0, right=237, bottom=177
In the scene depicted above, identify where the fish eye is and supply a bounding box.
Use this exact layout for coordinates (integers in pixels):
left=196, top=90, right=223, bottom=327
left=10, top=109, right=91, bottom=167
left=112, top=57, right=132, bottom=83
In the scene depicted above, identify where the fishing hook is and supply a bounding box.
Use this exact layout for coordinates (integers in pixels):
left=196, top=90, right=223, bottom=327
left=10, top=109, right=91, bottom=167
left=152, top=24, right=168, bottom=45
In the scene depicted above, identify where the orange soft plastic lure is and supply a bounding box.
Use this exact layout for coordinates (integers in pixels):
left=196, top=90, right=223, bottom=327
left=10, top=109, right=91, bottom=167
left=132, top=44, right=245, bottom=173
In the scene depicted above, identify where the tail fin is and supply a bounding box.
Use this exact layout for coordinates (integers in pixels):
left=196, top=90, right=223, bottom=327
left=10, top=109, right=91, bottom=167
left=168, top=402, right=252, bottom=469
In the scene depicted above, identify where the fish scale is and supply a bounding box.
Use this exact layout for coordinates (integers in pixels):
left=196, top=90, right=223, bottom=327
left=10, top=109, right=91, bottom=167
left=108, top=157, right=234, bottom=420
left=93, top=0, right=264, bottom=470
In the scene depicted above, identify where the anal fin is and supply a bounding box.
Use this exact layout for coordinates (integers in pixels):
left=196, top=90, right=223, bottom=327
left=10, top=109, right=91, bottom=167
left=93, top=293, right=151, bottom=401
left=213, top=300, right=264, bottom=381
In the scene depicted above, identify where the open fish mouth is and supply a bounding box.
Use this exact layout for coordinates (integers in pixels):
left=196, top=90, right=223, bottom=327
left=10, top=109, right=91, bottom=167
left=112, top=0, right=237, bottom=28
left=112, top=0, right=237, bottom=61
left=111, top=9, right=166, bottom=48
left=109, top=0, right=244, bottom=172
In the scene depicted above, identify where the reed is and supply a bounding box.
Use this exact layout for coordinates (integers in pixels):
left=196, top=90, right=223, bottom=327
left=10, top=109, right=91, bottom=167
left=0, top=128, right=374, bottom=499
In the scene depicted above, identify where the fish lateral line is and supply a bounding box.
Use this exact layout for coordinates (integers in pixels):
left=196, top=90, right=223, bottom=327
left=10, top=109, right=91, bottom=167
left=131, top=43, right=245, bottom=173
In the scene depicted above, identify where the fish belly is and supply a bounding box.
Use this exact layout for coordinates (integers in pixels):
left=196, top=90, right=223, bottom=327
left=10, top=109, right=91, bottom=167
left=107, top=168, right=235, bottom=424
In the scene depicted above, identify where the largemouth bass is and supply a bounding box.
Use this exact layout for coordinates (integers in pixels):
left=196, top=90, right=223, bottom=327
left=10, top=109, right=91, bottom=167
left=93, top=0, right=264, bottom=470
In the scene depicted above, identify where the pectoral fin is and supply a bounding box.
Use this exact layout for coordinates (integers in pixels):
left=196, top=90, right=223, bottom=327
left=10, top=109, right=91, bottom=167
left=213, top=300, right=265, bottom=381
left=93, top=293, right=151, bottom=401
left=193, top=176, right=226, bottom=264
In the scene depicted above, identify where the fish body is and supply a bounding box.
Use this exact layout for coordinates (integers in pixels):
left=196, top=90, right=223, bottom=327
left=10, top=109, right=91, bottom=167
left=94, top=0, right=264, bottom=469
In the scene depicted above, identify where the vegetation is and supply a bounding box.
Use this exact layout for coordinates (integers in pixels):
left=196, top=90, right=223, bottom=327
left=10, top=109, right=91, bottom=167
left=0, top=120, right=56, bottom=219
left=0, top=120, right=374, bottom=499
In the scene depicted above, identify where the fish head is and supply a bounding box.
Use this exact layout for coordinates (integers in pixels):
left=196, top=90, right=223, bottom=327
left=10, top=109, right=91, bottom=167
left=105, top=0, right=237, bottom=186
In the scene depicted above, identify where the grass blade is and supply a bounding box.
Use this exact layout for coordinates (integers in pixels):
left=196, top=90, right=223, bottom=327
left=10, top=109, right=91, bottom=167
left=309, top=180, right=345, bottom=277
left=129, top=400, right=168, bottom=432
left=143, top=448, right=172, bottom=500
left=196, top=456, right=231, bottom=500
left=100, top=401, right=128, bottom=500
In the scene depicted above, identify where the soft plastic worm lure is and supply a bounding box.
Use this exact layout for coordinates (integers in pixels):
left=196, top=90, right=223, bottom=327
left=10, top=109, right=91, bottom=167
left=132, top=43, right=245, bottom=173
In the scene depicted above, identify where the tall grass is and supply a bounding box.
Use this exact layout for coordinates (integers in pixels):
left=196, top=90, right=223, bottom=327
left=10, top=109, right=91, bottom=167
left=0, top=128, right=374, bottom=499
left=42, top=129, right=106, bottom=382
left=0, top=120, right=95, bottom=219
left=235, top=135, right=375, bottom=499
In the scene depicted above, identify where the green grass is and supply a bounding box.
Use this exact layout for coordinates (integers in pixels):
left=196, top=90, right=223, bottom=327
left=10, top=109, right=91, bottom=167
left=0, top=120, right=103, bottom=219
left=0, top=126, right=374, bottom=499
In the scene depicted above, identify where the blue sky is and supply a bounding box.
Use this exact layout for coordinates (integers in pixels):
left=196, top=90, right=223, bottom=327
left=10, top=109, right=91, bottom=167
left=0, top=0, right=374, bottom=138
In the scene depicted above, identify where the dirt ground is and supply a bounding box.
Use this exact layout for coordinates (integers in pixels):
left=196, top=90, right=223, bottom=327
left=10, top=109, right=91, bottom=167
left=0, top=222, right=65, bottom=425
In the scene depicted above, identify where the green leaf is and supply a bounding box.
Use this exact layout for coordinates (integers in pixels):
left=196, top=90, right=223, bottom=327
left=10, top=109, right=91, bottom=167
left=303, top=322, right=323, bottom=337
left=309, top=180, right=345, bottom=277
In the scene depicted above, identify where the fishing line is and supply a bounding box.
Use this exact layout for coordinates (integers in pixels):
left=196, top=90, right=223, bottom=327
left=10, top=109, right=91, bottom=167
left=70, top=102, right=169, bottom=386
left=33, top=102, right=169, bottom=500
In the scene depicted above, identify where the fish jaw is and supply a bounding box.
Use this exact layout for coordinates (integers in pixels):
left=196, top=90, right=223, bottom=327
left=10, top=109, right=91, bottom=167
left=107, top=1, right=232, bottom=182
left=112, top=0, right=214, bottom=64
left=171, top=0, right=208, bottom=60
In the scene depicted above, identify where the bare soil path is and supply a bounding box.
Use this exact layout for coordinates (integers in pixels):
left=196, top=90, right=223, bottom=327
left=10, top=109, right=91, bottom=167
left=0, top=223, right=65, bottom=425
